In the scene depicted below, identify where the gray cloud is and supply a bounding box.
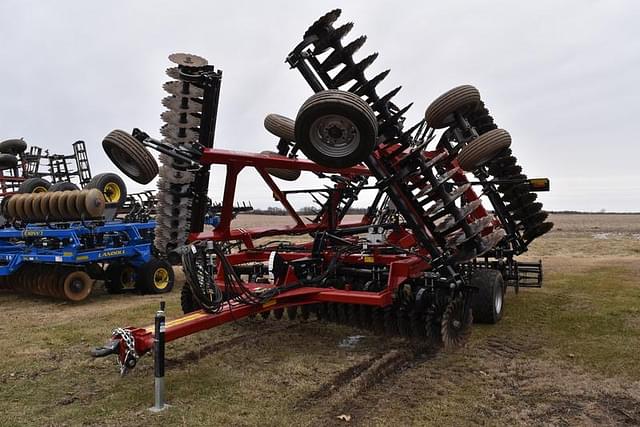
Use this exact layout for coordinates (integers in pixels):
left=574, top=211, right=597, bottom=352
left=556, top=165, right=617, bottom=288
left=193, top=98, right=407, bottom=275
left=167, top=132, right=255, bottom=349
left=1, top=0, right=637, bottom=212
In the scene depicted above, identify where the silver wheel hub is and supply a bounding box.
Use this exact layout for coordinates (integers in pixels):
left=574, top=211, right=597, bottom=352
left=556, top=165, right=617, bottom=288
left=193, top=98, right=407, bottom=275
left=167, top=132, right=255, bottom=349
left=309, top=114, right=360, bottom=158
left=495, top=289, right=503, bottom=314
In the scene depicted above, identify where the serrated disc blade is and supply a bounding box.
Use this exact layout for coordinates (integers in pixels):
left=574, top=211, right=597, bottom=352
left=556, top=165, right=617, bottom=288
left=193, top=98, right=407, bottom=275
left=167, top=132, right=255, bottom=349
left=163, top=81, right=204, bottom=98
left=168, top=52, right=208, bottom=67
left=160, top=124, right=200, bottom=141
left=166, top=67, right=180, bottom=79
left=162, top=96, right=202, bottom=113
left=161, top=110, right=201, bottom=128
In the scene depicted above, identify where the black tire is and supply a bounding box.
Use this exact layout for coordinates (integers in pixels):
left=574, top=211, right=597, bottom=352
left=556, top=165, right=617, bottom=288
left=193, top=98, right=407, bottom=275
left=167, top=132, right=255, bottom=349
left=425, top=85, right=481, bottom=129
left=0, top=154, right=18, bottom=170
left=458, top=129, right=512, bottom=171
left=102, top=129, right=159, bottom=184
left=86, top=173, right=127, bottom=208
left=49, top=181, right=80, bottom=192
left=264, top=114, right=296, bottom=142
left=260, top=150, right=301, bottom=181
left=295, top=90, right=377, bottom=168
left=471, top=269, right=504, bottom=324
left=18, top=177, right=51, bottom=193
left=0, top=138, right=27, bottom=155
left=105, top=263, right=136, bottom=294
left=137, top=257, right=174, bottom=294
left=180, top=284, right=201, bottom=314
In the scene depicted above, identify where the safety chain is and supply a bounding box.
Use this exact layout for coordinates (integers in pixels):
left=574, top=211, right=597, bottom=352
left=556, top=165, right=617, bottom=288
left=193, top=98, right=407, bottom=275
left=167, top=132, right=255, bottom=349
left=111, top=327, right=139, bottom=376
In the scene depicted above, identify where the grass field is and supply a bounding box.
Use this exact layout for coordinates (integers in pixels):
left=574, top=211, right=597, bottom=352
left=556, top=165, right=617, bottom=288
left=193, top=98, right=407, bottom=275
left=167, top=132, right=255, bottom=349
left=1, top=214, right=639, bottom=426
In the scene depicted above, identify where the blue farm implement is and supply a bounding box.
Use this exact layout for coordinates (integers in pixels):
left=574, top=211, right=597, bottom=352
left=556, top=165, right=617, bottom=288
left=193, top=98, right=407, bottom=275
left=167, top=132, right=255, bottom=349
left=0, top=220, right=174, bottom=301
left=0, top=186, right=175, bottom=301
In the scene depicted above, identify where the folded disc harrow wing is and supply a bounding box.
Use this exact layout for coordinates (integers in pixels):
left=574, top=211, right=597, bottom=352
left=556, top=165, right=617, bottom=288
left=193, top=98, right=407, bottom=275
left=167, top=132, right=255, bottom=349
left=93, top=9, right=552, bottom=373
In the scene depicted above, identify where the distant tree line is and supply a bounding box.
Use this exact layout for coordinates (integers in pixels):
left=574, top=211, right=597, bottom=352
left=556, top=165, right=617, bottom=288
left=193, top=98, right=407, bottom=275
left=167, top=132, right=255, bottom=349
left=248, top=206, right=369, bottom=216
left=245, top=207, right=638, bottom=216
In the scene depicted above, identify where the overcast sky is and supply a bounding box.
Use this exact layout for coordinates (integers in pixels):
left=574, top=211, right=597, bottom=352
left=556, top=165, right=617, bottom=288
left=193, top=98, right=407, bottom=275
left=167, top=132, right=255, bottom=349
left=1, top=0, right=638, bottom=212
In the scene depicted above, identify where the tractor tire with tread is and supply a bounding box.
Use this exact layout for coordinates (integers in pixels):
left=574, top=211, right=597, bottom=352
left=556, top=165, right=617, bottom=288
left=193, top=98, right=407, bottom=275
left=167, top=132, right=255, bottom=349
left=18, top=178, right=51, bottom=194
left=0, top=138, right=27, bottom=155
left=105, top=263, right=136, bottom=294
left=260, top=150, right=301, bottom=181
left=295, top=90, right=377, bottom=168
left=458, top=129, right=512, bottom=171
left=425, top=85, right=481, bottom=129
left=102, top=129, right=159, bottom=184
left=0, top=154, right=18, bottom=170
left=470, top=269, right=505, bottom=324
left=86, top=173, right=127, bottom=208
left=264, top=114, right=296, bottom=142
left=50, top=181, right=80, bottom=192
left=137, top=257, right=174, bottom=294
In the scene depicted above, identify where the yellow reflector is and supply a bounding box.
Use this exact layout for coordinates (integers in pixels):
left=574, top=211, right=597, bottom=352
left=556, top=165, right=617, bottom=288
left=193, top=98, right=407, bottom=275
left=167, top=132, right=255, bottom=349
left=262, top=299, right=276, bottom=308
left=528, top=178, right=550, bottom=191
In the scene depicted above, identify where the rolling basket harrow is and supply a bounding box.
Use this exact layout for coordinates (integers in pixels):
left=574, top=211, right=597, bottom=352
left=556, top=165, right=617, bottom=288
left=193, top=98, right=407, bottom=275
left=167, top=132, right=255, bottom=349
left=92, top=9, right=552, bottom=373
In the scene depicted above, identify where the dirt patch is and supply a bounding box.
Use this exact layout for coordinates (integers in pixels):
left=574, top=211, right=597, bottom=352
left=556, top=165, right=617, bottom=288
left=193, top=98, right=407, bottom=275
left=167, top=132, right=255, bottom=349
left=297, top=348, right=421, bottom=412
left=304, top=335, right=640, bottom=426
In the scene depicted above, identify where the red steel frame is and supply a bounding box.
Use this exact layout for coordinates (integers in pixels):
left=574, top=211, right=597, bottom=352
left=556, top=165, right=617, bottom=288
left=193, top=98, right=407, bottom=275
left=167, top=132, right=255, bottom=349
left=108, top=142, right=495, bottom=363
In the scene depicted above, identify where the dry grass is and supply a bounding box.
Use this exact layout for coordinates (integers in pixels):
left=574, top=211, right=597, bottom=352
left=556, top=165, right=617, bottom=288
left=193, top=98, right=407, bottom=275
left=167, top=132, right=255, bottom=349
left=0, top=214, right=639, bottom=426
left=526, top=213, right=640, bottom=258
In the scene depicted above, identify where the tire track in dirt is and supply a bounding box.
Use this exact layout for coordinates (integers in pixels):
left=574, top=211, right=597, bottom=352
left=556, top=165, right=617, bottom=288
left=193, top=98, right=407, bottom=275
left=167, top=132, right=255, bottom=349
left=294, top=330, right=640, bottom=425
left=164, top=320, right=303, bottom=369
left=295, top=339, right=440, bottom=423
left=461, top=335, right=640, bottom=425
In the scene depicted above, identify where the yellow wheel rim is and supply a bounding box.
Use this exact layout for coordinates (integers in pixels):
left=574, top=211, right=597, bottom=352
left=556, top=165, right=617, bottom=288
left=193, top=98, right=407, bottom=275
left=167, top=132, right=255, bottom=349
left=153, top=267, right=169, bottom=290
left=103, top=182, right=121, bottom=203
left=33, top=186, right=47, bottom=193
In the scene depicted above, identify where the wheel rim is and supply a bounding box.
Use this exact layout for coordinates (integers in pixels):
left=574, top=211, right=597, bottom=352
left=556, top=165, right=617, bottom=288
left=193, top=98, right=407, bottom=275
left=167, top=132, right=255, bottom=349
left=153, top=267, right=170, bottom=290
left=107, top=145, right=142, bottom=177
left=309, top=114, right=360, bottom=158
left=103, top=182, right=121, bottom=203
left=33, top=186, right=47, bottom=193
left=495, top=289, right=503, bottom=314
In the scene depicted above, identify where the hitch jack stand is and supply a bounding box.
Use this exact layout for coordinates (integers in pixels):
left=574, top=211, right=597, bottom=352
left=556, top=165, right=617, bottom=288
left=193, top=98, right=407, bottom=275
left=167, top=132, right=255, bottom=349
left=149, top=301, right=169, bottom=413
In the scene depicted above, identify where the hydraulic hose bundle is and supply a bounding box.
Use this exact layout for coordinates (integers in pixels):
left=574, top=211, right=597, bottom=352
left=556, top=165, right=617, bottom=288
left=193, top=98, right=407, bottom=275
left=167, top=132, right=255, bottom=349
left=181, top=242, right=283, bottom=313
left=181, top=240, right=350, bottom=314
